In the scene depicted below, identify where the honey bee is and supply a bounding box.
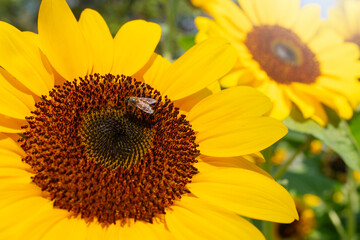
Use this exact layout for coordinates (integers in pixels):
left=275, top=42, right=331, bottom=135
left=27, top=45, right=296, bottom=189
left=125, top=97, right=157, bottom=114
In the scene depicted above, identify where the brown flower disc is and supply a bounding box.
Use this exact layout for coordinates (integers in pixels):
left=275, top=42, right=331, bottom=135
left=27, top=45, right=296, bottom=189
left=245, top=25, right=321, bottom=84
left=19, top=74, right=199, bottom=225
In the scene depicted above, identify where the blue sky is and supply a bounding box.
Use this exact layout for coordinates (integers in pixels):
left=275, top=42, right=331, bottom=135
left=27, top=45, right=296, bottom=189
left=301, top=0, right=338, bottom=18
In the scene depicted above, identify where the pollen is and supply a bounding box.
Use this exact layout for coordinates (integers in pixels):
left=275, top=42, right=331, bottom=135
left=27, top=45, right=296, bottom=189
left=19, top=74, right=199, bottom=225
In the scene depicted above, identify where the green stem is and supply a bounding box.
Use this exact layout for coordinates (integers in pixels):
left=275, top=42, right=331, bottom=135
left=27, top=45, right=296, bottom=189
left=328, top=209, right=347, bottom=239
left=274, top=135, right=311, bottom=180
left=346, top=167, right=358, bottom=240
left=261, top=145, right=275, bottom=173
left=163, top=0, right=178, bottom=61
left=262, top=221, right=273, bottom=240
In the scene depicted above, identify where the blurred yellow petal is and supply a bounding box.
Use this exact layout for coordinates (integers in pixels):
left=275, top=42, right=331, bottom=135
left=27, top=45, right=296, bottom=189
left=251, top=0, right=277, bottom=25
left=258, top=82, right=292, bottom=120
left=295, top=84, right=353, bottom=119
left=310, top=100, right=328, bottom=126
left=344, top=1, right=360, bottom=35
left=284, top=86, right=314, bottom=118
left=327, top=7, right=352, bottom=39
left=316, top=76, right=360, bottom=108
left=194, top=16, right=230, bottom=43
left=292, top=5, right=321, bottom=43
left=276, top=0, right=301, bottom=28
left=237, top=0, right=260, bottom=25
left=192, top=0, right=252, bottom=33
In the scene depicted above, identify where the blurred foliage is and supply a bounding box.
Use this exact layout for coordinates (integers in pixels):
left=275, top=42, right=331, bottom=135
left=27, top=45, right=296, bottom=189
left=0, top=0, right=200, bottom=59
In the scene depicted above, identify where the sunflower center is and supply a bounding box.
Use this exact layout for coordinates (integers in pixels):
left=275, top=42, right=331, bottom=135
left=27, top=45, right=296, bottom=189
left=80, top=108, right=154, bottom=169
left=19, top=74, right=199, bottom=225
left=244, top=25, right=320, bottom=84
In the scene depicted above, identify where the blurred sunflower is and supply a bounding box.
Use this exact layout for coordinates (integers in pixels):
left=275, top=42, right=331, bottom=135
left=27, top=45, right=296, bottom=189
left=328, top=0, right=360, bottom=48
left=192, top=0, right=360, bottom=126
left=0, top=0, right=298, bottom=239
left=274, top=197, right=316, bottom=240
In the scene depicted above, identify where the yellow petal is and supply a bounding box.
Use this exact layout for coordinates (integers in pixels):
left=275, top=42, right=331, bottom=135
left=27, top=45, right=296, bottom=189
left=258, top=82, right=292, bottom=120
left=316, top=76, right=360, bottom=108
left=188, top=86, right=271, bottom=131
left=0, top=22, right=53, bottom=96
left=0, top=68, right=36, bottom=111
left=21, top=31, right=55, bottom=91
left=276, top=0, right=301, bottom=28
left=294, top=83, right=353, bottom=120
left=310, top=100, right=328, bottom=126
left=122, top=220, right=170, bottom=240
left=237, top=0, right=260, bottom=25
left=0, top=71, right=35, bottom=119
left=327, top=7, right=352, bottom=39
left=16, top=201, right=71, bottom=240
left=317, top=41, right=359, bottom=62
left=79, top=9, right=114, bottom=75
left=0, top=195, right=54, bottom=239
left=111, top=20, right=161, bottom=76
left=85, top=221, right=120, bottom=240
left=242, top=152, right=265, bottom=164
left=194, top=16, right=230, bottom=43
left=143, top=53, right=172, bottom=88
left=41, top=218, right=87, bottom=240
left=0, top=114, right=26, bottom=133
left=251, top=0, right=277, bottom=25
left=173, top=81, right=221, bottom=113
left=0, top=133, right=24, bottom=157
left=38, top=0, right=91, bottom=81
left=196, top=116, right=287, bottom=157
left=292, top=5, right=321, bottom=43
left=344, top=0, right=360, bottom=35
left=189, top=168, right=298, bottom=223
left=158, top=38, right=237, bottom=100
left=308, top=29, right=343, bottom=53
left=166, top=196, right=265, bottom=239
left=284, top=86, right=315, bottom=118
left=198, top=155, right=271, bottom=178
left=0, top=149, right=28, bottom=170
left=192, top=0, right=252, bottom=33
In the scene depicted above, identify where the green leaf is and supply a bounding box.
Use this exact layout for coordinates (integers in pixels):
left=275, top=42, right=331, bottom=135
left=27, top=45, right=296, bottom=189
left=178, top=35, right=195, bottom=51
left=349, top=111, right=360, bottom=148
left=283, top=108, right=360, bottom=171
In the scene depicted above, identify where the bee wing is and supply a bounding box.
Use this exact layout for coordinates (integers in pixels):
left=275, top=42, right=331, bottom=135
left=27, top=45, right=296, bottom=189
left=139, top=97, right=157, bottom=105
left=136, top=102, right=154, bottom=114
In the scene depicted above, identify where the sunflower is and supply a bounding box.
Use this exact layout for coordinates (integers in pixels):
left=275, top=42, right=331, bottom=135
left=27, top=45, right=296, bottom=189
left=0, top=0, right=298, bottom=239
left=328, top=0, right=360, bottom=48
left=274, top=197, right=316, bottom=240
left=192, top=0, right=360, bottom=126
